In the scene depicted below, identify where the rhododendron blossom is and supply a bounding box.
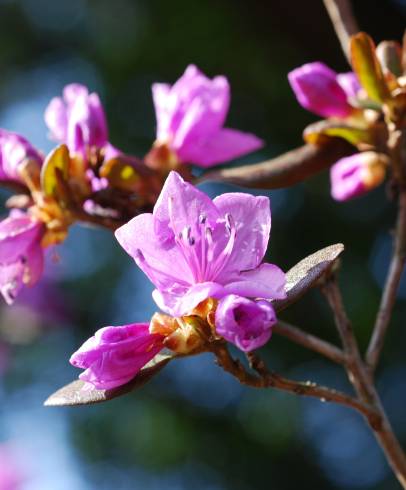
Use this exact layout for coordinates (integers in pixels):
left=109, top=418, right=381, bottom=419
left=151, top=64, right=264, bottom=167
left=0, top=214, right=45, bottom=305
left=215, top=294, right=276, bottom=352
left=288, top=62, right=360, bottom=118
left=44, top=83, right=119, bottom=161
left=70, top=323, right=164, bottom=390
left=116, top=171, right=286, bottom=317
left=0, top=129, right=42, bottom=182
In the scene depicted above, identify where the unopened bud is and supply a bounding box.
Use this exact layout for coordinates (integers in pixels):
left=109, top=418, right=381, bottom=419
left=330, top=152, right=388, bottom=201
left=376, top=41, right=402, bottom=78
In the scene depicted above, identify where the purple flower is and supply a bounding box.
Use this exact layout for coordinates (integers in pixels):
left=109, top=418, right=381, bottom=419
left=288, top=62, right=360, bottom=118
left=44, top=83, right=109, bottom=158
left=115, top=171, right=286, bottom=317
left=0, top=129, right=42, bottom=182
left=330, top=152, right=387, bottom=201
left=70, top=323, right=165, bottom=390
left=215, top=294, right=276, bottom=352
left=0, top=214, right=45, bottom=305
left=0, top=445, right=24, bottom=489
left=151, top=64, right=264, bottom=167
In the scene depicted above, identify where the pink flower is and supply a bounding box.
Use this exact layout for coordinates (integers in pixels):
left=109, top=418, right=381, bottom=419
left=0, top=445, right=24, bottom=490
left=0, top=129, right=42, bottom=182
left=151, top=65, right=264, bottom=167
left=215, top=294, right=276, bottom=352
left=330, top=152, right=387, bottom=201
left=70, top=323, right=164, bottom=390
left=0, top=214, right=45, bottom=305
left=288, top=62, right=360, bottom=118
left=115, top=171, right=286, bottom=317
left=44, top=83, right=111, bottom=158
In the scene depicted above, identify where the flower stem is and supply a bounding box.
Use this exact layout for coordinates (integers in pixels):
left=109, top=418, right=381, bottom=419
left=322, top=277, right=406, bottom=489
left=366, top=190, right=406, bottom=372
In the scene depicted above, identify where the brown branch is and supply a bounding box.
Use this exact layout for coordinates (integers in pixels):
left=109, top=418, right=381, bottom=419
left=211, top=343, right=378, bottom=424
left=198, top=139, right=355, bottom=190
left=73, top=208, right=126, bottom=231
left=323, top=0, right=359, bottom=63
left=366, top=191, right=406, bottom=372
left=322, top=276, right=406, bottom=488
left=274, top=320, right=346, bottom=365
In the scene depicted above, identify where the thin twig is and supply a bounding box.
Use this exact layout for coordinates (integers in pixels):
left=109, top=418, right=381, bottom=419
left=322, top=276, right=406, bottom=488
left=211, top=343, right=378, bottom=424
left=198, top=139, right=354, bottom=190
left=323, top=0, right=359, bottom=63
left=274, top=320, right=346, bottom=365
left=366, top=191, right=406, bottom=372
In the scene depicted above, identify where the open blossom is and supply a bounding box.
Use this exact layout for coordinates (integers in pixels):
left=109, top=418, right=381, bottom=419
left=0, top=129, right=42, bottom=182
left=288, top=62, right=360, bottom=118
left=151, top=64, right=264, bottom=167
left=215, top=294, right=276, bottom=352
left=70, top=323, right=164, bottom=390
left=0, top=213, right=45, bottom=305
left=330, top=152, right=387, bottom=201
left=116, top=171, right=286, bottom=317
left=44, top=83, right=118, bottom=159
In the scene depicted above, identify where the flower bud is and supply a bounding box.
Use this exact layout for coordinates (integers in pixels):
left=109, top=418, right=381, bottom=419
left=288, top=62, right=354, bottom=118
left=70, top=323, right=164, bottom=390
left=215, top=294, right=276, bottom=352
left=0, top=130, right=42, bottom=182
left=330, top=152, right=388, bottom=201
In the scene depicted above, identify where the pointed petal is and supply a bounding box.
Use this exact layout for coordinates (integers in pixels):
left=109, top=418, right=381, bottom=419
left=153, top=171, right=219, bottom=240
left=224, top=263, right=286, bottom=300
left=44, top=97, right=68, bottom=142
left=213, top=192, right=271, bottom=272
left=177, top=127, right=263, bottom=167
left=152, top=83, right=172, bottom=141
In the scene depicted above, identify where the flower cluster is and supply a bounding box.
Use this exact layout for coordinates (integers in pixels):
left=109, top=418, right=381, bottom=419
left=70, top=171, right=286, bottom=390
left=288, top=33, right=402, bottom=202
left=0, top=67, right=263, bottom=305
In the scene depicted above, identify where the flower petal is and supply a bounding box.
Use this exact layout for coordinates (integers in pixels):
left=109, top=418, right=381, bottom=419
left=0, top=216, right=43, bottom=263
left=177, top=127, right=263, bottom=167
left=115, top=212, right=194, bottom=289
left=153, top=171, right=219, bottom=240
left=44, top=97, right=68, bottom=142
left=213, top=192, right=271, bottom=273
left=224, top=263, right=286, bottom=300
left=153, top=281, right=226, bottom=316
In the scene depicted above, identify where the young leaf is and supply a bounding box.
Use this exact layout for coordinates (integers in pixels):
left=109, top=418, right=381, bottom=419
left=44, top=353, right=172, bottom=407
left=41, top=144, right=70, bottom=197
left=273, top=244, right=344, bottom=312
left=304, top=120, right=373, bottom=146
left=350, top=32, right=390, bottom=104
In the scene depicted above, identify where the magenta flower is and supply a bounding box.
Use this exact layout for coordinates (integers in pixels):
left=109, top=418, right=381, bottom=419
left=115, top=171, right=286, bottom=317
left=151, top=64, right=264, bottom=167
left=330, top=152, right=387, bottom=201
left=0, top=214, right=45, bottom=305
left=215, top=294, right=276, bottom=352
left=44, top=83, right=111, bottom=158
left=0, top=129, right=42, bottom=182
left=288, top=62, right=360, bottom=118
left=70, top=323, right=165, bottom=390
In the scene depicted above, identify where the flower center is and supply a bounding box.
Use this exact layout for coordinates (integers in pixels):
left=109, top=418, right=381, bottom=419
left=174, top=212, right=236, bottom=283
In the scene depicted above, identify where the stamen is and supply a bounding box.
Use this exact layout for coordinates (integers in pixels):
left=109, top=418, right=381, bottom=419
left=208, top=213, right=236, bottom=280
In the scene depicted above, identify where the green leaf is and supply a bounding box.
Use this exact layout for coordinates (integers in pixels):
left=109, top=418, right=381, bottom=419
left=304, top=120, right=373, bottom=146
left=40, top=145, right=70, bottom=197
left=273, top=244, right=344, bottom=312
left=44, top=353, right=172, bottom=407
left=350, top=32, right=390, bottom=104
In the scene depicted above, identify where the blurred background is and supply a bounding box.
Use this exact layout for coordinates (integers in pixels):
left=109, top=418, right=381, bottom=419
left=0, top=0, right=406, bottom=488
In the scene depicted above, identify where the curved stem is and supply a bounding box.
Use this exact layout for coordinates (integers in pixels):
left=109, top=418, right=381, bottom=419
left=323, top=0, right=359, bottom=63
left=323, top=277, right=406, bottom=489
left=274, top=320, right=346, bottom=365
left=211, top=343, right=378, bottom=425
left=366, top=191, right=406, bottom=372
